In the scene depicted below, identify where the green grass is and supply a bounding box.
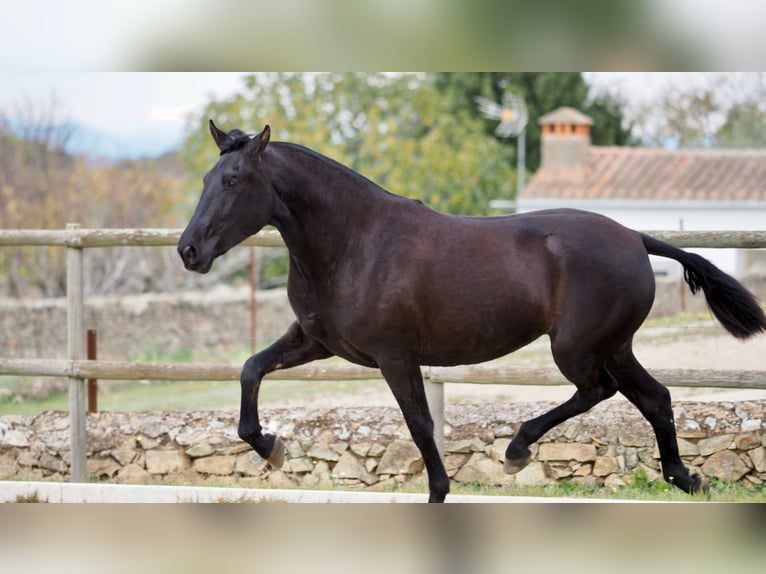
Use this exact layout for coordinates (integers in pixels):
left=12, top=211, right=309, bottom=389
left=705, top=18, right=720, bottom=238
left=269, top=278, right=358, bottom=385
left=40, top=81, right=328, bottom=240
left=0, top=375, right=385, bottom=415
left=0, top=375, right=67, bottom=415
left=472, top=464, right=766, bottom=501
left=161, top=472, right=766, bottom=502
left=178, top=465, right=766, bottom=502
left=370, top=473, right=766, bottom=502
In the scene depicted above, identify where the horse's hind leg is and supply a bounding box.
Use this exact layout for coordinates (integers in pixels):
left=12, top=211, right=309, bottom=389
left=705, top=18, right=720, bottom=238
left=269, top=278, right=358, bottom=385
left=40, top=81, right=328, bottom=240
left=238, top=321, right=331, bottom=467
left=608, top=346, right=708, bottom=494
left=505, top=352, right=619, bottom=473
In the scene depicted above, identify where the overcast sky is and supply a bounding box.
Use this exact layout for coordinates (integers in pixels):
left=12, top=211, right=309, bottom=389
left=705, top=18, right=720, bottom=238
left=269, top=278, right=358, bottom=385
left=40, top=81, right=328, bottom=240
left=0, top=72, right=707, bottom=159
left=3, top=1, right=764, bottom=158
left=3, top=0, right=765, bottom=70
left=0, top=73, right=248, bottom=157
left=0, top=2, right=186, bottom=71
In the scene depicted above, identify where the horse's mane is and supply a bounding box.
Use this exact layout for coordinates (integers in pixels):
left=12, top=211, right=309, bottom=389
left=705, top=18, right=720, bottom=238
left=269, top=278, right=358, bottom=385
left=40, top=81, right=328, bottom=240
left=220, top=130, right=400, bottom=201
left=219, top=129, right=252, bottom=155
left=274, top=142, right=397, bottom=198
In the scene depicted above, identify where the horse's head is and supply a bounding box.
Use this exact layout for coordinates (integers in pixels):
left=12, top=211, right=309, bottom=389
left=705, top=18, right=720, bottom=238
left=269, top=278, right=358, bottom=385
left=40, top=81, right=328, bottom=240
left=179, top=120, right=273, bottom=273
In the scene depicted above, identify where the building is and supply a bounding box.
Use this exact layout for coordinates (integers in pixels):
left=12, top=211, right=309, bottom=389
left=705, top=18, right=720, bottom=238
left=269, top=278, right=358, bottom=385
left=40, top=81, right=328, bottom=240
left=510, top=106, right=766, bottom=276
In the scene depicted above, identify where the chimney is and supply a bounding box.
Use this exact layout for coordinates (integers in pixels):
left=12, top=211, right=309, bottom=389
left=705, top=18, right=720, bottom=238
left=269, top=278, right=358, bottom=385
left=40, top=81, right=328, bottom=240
left=538, top=106, right=593, bottom=169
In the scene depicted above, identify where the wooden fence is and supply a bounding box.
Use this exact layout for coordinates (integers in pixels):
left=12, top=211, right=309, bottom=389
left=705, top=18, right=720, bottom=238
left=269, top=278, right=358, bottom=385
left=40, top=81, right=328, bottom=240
left=2, top=226, right=766, bottom=482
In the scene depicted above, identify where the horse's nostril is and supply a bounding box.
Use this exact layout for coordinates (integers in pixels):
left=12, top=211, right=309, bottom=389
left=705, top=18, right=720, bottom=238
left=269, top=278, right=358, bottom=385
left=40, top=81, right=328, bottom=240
left=182, top=244, right=198, bottom=263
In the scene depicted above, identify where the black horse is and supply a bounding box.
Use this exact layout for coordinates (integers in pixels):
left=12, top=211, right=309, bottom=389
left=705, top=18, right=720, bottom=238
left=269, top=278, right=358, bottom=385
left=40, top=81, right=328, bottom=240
left=179, top=121, right=766, bottom=502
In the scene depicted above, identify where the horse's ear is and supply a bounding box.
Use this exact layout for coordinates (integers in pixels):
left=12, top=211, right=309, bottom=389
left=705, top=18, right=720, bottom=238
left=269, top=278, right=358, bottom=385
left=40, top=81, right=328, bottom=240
left=209, top=119, right=230, bottom=150
left=248, top=124, right=271, bottom=158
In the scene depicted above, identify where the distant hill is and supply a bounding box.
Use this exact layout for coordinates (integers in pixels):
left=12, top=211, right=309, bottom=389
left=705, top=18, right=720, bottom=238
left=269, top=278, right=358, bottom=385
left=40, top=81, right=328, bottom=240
left=66, top=123, right=184, bottom=161
left=3, top=117, right=184, bottom=161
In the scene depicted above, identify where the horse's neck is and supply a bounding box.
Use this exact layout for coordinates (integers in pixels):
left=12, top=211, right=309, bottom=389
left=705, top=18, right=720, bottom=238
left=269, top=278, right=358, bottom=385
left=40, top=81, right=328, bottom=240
left=268, top=144, right=383, bottom=264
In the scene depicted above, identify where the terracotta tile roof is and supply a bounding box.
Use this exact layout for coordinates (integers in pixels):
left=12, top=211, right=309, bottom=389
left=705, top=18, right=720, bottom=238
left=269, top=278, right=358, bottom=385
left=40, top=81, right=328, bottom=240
left=523, top=146, right=766, bottom=202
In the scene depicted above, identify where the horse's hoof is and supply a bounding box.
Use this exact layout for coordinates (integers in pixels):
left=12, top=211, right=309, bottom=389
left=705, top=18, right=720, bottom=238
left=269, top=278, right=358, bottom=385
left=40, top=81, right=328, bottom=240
left=504, top=456, right=531, bottom=474
left=267, top=435, right=285, bottom=469
left=691, top=473, right=710, bottom=495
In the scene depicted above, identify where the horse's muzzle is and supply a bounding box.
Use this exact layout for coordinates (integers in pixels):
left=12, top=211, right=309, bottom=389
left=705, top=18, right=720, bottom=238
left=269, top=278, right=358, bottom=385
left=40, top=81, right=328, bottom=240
left=178, top=243, right=212, bottom=274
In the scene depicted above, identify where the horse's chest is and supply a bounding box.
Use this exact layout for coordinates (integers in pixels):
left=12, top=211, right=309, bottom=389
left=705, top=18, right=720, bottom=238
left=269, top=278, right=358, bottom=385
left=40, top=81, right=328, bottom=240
left=287, top=267, right=350, bottom=337
left=291, top=297, right=375, bottom=365
left=288, top=288, right=335, bottom=339
left=300, top=310, right=327, bottom=339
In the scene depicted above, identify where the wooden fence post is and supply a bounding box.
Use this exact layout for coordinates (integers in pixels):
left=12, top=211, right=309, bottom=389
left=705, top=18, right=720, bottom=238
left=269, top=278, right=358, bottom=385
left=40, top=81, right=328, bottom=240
left=423, top=367, right=445, bottom=461
left=66, top=223, right=87, bottom=482
left=250, top=246, right=257, bottom=354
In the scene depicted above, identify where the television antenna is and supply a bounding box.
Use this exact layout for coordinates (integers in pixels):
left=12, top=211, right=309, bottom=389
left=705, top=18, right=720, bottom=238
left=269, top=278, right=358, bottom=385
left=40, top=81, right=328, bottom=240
left=476, top=91, right=528, bottom=196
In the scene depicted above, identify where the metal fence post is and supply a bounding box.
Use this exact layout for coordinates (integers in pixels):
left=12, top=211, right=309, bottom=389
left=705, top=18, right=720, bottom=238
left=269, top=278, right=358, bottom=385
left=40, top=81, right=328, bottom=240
left=66, top=223, right=87, bottom=482
left=423, top=367, right=445, bottom=461
left=87, top=329, right=98, bottom=413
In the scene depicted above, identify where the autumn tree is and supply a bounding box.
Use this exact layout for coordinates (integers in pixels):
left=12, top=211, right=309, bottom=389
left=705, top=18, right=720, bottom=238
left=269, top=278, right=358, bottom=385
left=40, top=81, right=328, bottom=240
left=0, top=104, right=185, bottom=297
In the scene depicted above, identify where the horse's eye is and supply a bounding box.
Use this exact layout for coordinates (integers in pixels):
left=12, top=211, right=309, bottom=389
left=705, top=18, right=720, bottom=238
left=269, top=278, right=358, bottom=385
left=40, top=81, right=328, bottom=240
left=226, top=177, right=238, bottom=189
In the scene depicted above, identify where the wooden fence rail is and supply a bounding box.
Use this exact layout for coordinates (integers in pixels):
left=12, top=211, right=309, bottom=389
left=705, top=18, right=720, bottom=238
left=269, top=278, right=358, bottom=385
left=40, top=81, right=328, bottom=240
left=2, top=357, right=766, bottom=389
left=0, top=228, right=285, bottom=248
left=1, top=226, right=765, bottom=482
left=3, top=228, right=766, bottom=249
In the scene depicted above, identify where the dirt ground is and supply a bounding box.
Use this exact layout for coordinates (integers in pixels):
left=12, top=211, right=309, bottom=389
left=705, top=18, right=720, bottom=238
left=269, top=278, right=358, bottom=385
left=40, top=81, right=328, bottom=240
left=282, top=319, right=766, bottom=408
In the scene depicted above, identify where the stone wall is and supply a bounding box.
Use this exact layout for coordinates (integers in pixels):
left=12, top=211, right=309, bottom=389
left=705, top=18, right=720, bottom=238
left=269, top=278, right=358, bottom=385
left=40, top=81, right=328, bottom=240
left=1, top=400, right=764, bottom=492
left=2, top=274, right=765, bottom=362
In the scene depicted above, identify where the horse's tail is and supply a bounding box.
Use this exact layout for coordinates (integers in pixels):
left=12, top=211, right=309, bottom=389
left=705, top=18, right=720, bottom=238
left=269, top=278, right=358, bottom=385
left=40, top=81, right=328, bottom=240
left=641, top=233, right=766, bottom=339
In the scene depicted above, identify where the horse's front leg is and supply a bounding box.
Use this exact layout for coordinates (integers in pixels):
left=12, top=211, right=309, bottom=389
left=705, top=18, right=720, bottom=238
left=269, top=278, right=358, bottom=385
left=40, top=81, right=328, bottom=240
left=238, top=321, right=332, bottom=467
left=379, top=358, right=450, bottom=503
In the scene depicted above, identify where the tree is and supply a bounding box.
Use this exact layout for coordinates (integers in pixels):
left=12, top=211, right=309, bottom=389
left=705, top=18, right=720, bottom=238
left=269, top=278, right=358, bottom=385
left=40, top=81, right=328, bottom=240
left=634, top=86, right=719, bottom=148
left=181, top=73, right=515, bottom=216
left=628, top=73, right=766, bottom=149
left=433, top=72, right=633, bottom=173
left=716, top=101, right=766, bottom=149
left=714, top=74, right=766, bottom=149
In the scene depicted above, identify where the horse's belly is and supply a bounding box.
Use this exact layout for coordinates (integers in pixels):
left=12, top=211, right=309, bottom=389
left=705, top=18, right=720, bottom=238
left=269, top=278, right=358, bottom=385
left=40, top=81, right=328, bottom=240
left=420, top=339, right=537, bottom=367
left=416, top=309, right=547, bottom=366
